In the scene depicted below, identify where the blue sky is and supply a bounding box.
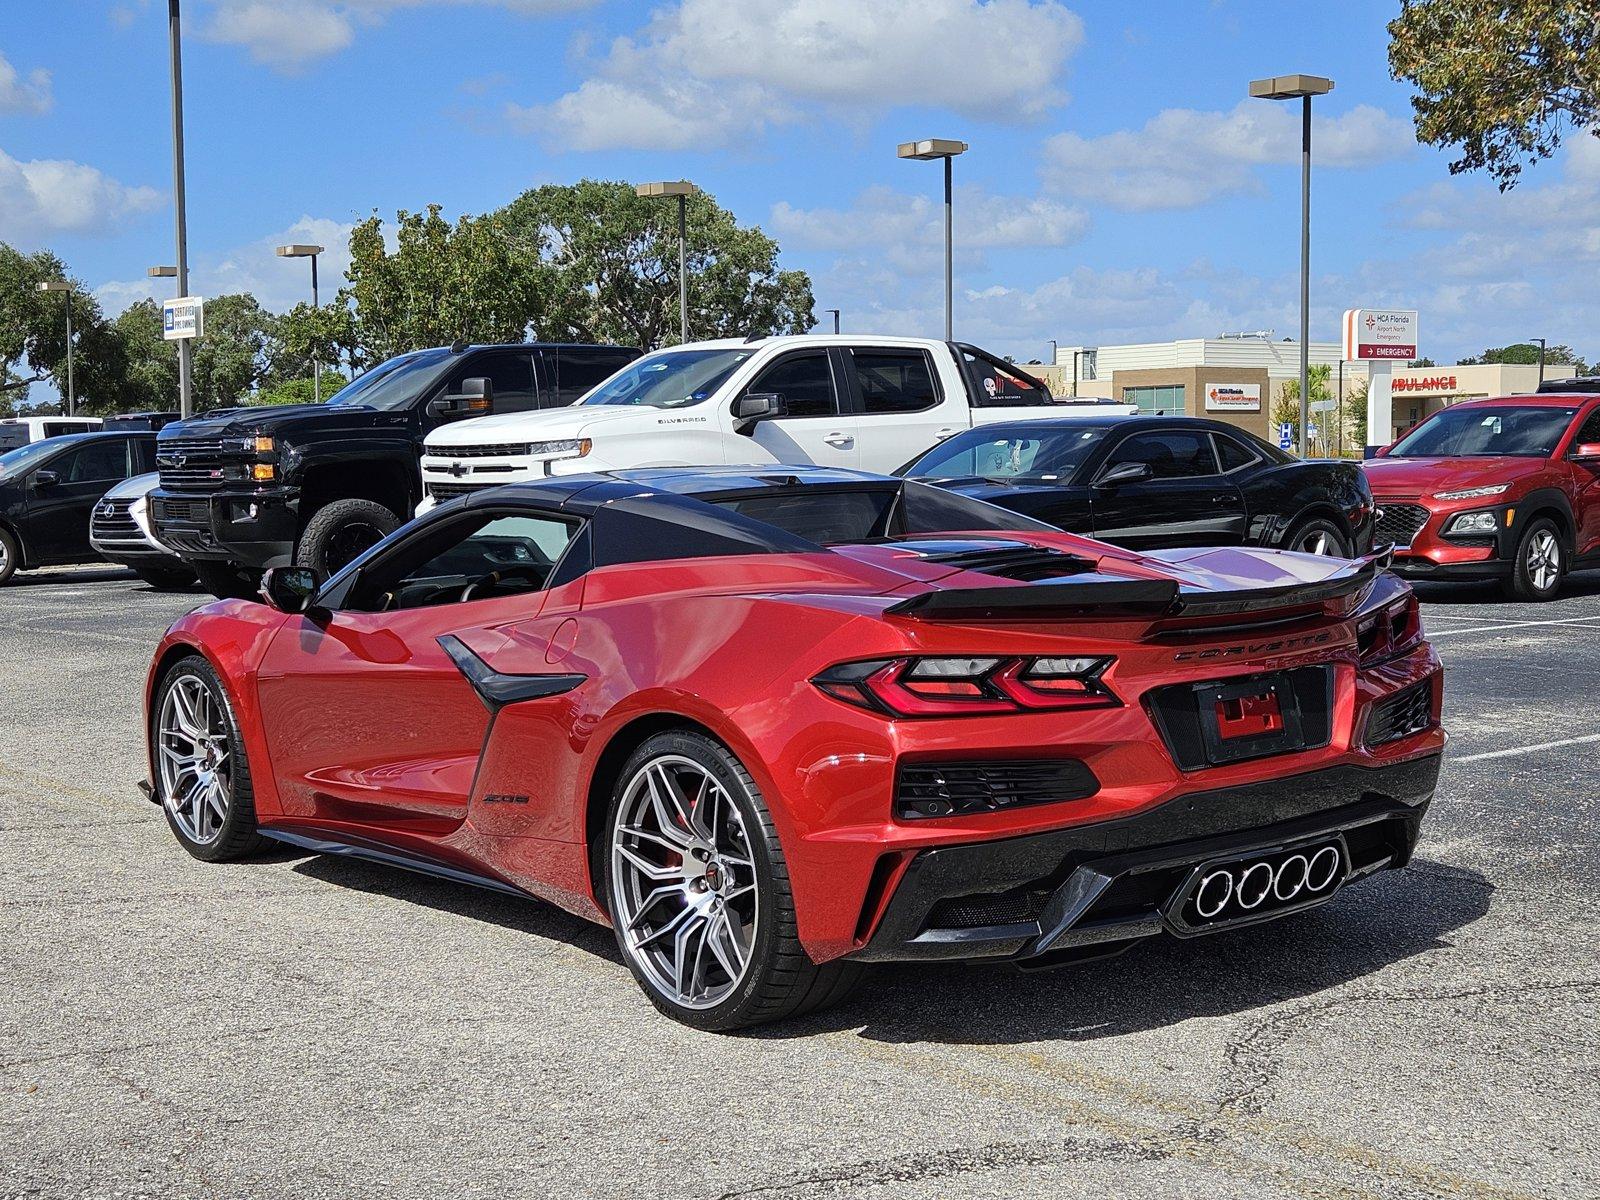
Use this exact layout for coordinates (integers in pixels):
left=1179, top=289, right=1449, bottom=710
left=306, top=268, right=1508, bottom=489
left=5, top=0, right=1597, bottom=386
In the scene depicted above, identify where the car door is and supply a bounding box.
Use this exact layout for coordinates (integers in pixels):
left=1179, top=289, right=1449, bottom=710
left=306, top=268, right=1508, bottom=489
left=839, top=345, right=956, bottom=472
left=1567, top=404, right=1600, bottom=557
left=743, top=349, right=858, bottom=468
left=253, top=507, right=584, bottom=832
left=1089, top=427, right=1248, bottom=549
left=25, top=436, right=137, bottom=562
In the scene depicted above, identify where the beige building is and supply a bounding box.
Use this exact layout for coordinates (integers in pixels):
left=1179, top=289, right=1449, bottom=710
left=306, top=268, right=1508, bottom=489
left=1382, top=363, right=1552, bottom=441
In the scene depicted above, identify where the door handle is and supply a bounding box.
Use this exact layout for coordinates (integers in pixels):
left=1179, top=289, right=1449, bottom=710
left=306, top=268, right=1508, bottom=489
left=1210, top=494, right=1233, bottom=503
left=823, top=433, right=854, bottom=447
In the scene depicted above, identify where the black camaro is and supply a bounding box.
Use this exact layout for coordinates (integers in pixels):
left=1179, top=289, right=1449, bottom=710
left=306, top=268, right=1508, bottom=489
left=900, top=416, right=1375, bottom=557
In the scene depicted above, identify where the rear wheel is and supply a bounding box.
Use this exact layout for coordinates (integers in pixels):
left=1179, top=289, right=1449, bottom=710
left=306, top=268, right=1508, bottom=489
left=295, top=498, right=401, bottom=575
left=1503, top=517, right=1564, bottom=601
left=604, top=730, right=862, bottom=1031
left=192, top=559, right=260, bottom=601
left=0, top=526, right=18, bottom=585
left=1284, top=516, right=1351, bottom=558
left=152, top=655, right=268, bottom=861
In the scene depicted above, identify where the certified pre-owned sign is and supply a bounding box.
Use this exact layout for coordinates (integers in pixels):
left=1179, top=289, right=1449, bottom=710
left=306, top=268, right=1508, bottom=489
left=1342, top=308, right=1418, bottom=360
left=1205, top=383, right=1261, bottom=412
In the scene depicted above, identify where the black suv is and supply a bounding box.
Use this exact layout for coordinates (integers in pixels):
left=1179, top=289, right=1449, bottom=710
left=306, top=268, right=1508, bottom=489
left=0, top=431, right=157, bottom=585
left=149, top=342, right=639, bottom=598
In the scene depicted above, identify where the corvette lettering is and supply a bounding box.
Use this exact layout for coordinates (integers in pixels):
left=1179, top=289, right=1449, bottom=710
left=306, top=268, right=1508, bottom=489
left=1173, top=631, right=1335, bottom=661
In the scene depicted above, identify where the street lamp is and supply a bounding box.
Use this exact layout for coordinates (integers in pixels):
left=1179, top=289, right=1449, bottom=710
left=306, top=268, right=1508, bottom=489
left=1048, top=339, right=1057, bottom=364
left=277, top=244, right=326, bottom=401
left=35, top=281, right=76, bottom=415
left=636, top=181, right=697, bottom=344
left=897, top=138, right=967, bottom=339
left=147, top=265, right=177, bottom=279
left=1529, top=336, right=1547, bottom=385
left=823, top=308, right=841, bottom=334
left=167, top=0, right=194, bottom=418
left=1249, top=73, right=1333, bottom=458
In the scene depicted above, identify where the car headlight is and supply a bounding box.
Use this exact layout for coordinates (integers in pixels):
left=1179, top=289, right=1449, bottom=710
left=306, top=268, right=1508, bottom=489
left=1446, top=510, right=1498, bottom=534
left=1434, top=484, right=1509, bottom=501
left=529, top=438, right=591, bottom=459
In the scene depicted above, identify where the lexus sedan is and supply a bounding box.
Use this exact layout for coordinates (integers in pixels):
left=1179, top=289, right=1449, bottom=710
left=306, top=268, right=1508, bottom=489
left=144, top=467, right=1443, bottom=1029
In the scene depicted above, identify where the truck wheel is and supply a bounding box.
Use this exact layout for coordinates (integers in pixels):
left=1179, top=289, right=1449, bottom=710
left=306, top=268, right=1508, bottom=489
left=295, top=499, right=401, bottom=575
left=0, top=527, right=19, bottom=585
left=193, top=560, right=261, bottom=601
left=133, top=565, right=197, bottom=591
left=1502, top=517, right=1564, bottom=601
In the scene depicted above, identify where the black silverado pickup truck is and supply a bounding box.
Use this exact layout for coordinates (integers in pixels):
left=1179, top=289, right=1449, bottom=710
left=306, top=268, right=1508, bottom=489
left=150, top=342, right=638, bottom=597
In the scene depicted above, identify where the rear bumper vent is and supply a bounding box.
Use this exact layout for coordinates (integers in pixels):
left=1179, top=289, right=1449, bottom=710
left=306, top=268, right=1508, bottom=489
left=896, top=759, right=1099, bottom=820
left=1365, top=679, right=1435, bottom=748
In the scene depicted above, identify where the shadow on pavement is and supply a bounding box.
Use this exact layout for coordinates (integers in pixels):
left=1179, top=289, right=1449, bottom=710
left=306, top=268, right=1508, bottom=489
left=1411, top=572, right=1600, bottom=605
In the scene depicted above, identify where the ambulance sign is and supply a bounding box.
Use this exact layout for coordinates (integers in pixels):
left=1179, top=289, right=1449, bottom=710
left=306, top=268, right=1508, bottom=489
left=1342, top=308, right=1417, bottom=361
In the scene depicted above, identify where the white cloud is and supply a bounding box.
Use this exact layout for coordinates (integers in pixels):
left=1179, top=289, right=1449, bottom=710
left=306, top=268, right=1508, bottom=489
left=94, top=216, right=356, bottom=315
left=0, top=148, right=160, bottom=245
left=1041, top=101, right=1416, bottom=211
left=513, top=0, right=1084, bottom=150
left=199, top=0, right=596, bottom=69
left=0, top=51, right=52, bottom=114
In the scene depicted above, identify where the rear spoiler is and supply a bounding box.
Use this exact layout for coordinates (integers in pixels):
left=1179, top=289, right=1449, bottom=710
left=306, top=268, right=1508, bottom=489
left=885, top=551, right=1390, bottom=622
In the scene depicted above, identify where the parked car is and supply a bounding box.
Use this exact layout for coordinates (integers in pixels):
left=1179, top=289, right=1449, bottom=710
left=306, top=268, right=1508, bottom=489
left=143, top=466, right=1443, bottom=1030
left=0, top=416, right=102, bottom=452
left=0, top=431, right=157, bottom=584
left=1363, top=390, right=1600, bottom=599
left=90, top=472, right=195, bottom=589
left=103, top=411, right=183, bottom=432
left=900, top=415, right=1375, bottom=556
left=148, top=342, right=641, bottom=598
left=417, top=336, right=1134, bottom=510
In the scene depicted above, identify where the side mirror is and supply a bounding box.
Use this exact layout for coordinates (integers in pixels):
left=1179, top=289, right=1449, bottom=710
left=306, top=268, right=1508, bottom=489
left=31, top=469, right=58, bottom=489
left=732, top=392, right=787, bottom=422
left=260, top=565, right=325, bottom=614
left=429, top=376, right=494, bottom=420
left=1571, top=442, right=1600, bottom=461
left=1094, top=460, right=1154, bottom=489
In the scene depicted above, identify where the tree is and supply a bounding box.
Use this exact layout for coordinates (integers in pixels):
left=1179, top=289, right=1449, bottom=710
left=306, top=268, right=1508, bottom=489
left=115, top=292, right=278, bottom=412
left=253, top=368, right=349, bottom=407
left=112, top=300, right=179, bottom=412
left=1389, top=0, right=1600, bottom=188
left=1344, top=378, right=1370, bottom=454
left=0, top=242, right=125, bottom=412
left=1459, top=342, right=1592, bottom=372
left=499, top=180, right=814, bottom=350
left=1273, top=364, right=1336, bottom=455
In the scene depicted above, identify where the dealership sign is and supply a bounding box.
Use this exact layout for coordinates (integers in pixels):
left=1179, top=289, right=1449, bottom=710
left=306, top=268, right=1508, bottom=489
left=1205, top=383, right=1261, bottom=412
left=1342, top=308, right=1417, bottom=360
left=162, top=296, right=204, bottom=341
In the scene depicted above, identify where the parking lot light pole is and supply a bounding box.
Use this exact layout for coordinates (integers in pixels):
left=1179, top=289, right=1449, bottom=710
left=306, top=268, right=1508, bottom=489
left=276, top=244, right=326, bottom=401
left=897, top=139, right=968, bottom=340
left=35, top=281, right=75, bottom=415
left=1249, top=73, right=1333, bottom=458
left=636, top=182, right=697, bottom=344
left=823, top=308, right=841, bottom=334
left=1530, top=337, right=1547, bottom=385
left=167, top=0, right=194, bottom=418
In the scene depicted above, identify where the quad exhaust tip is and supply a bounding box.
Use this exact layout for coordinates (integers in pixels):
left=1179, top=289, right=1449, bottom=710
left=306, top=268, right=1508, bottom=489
left=1193, top=844, right=1342, bottom=920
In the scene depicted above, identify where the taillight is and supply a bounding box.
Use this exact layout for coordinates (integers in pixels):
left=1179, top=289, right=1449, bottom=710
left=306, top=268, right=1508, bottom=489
left=1357, top=593, right=1422, bottom=666
left=813, top=655, right=1117, bottom=717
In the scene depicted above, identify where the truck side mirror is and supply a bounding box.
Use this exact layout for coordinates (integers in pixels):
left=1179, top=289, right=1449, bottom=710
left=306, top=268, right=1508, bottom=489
left=260, top=565, right=326, bottom=614
left=31, top=469, right=59, bottom=489
left=429, top=377, right=494, bottom=420
left=732, top=392, right=786, bottom=433
left=1094, top=460, right=1154, bottom=489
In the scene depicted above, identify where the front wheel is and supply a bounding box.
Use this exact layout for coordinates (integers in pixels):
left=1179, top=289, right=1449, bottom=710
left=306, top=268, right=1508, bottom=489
left=152, top=655, right=268, bottom=861
left=295, top=499, right=401, bottom=575
left=1283, top=516, right=1351, bottom=558
left=0, top=526, right=18, bottom=585
left=1502, top=517, right=1564, bottom=601
left=604, top=730, right=861, bottom=1031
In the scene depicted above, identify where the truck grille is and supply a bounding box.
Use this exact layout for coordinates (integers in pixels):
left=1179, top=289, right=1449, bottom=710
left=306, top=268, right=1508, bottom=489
left=153, top=496, right=206, bottom=524
left=91, top=499, right=144, bottom=546
left=427, top=443, right=533, bottom=458
left=157, top=437, right=235, bottom=490
left=425, top=481, right=496, bottom=502
left=1374, top=502, right=1429, bottom=548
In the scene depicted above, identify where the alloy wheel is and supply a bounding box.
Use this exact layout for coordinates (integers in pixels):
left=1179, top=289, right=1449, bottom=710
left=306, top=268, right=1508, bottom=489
left=157, top=674, right=233, bottom=843
left=610, top=755, right=758, bottom=1010
left=1295, top=528, right=1341, bottom=556
left=1527, top=529, right=1561, bottom=592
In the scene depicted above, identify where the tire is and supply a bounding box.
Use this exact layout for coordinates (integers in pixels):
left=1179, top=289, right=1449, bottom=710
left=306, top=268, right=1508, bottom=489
left=603, top=730, right=863, bottom=1031
left=295, top=498, right=402, bottom=575
left=1502, top=517, right=1565, bottom=601
left=133, top=564, right=196, bottom=591
left=0, top=526, right=18, bottom=585
left=1282, top=516, right=1351, bottom=558
left=192, top=559, right=261, bottom=601
left=151, top=654, right=269, bottom=862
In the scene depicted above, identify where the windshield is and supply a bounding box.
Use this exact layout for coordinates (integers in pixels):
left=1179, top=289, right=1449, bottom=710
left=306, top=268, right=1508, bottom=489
left=580, top=348, right=753, bottom=408
left=327, top=347, right=457, bottom=411
left=1389, top=405, right=1578, bottom=458
left=905, top=425, right=1111, bottom=481
left=0, top=437, right=69, bottom=478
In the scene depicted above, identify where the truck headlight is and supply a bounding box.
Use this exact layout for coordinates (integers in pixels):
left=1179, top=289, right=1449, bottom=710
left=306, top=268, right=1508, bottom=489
left=1434, top=484, right=1508, bottom=501
left=529, top=439, right=591, bottom=459
left=1446, top=510, right=1498, bottom=534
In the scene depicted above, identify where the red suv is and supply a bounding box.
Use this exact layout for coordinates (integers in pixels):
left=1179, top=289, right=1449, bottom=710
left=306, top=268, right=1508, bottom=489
left=1363, top=389, right=1600, bottom=599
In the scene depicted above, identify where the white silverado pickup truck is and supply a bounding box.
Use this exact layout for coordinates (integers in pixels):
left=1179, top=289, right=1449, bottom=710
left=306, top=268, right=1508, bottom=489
left=419, top=335, right=1132, bottom=509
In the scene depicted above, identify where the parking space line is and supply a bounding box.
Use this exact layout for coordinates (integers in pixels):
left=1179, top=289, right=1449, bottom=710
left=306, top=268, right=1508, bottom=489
left=1428, top=615, right=1600, bottom=637
left=1453, top=733, right=1600, bottom=764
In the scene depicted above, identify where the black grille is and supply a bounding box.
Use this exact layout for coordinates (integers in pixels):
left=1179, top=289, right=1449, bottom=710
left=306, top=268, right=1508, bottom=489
left=426, top=481, right=496, bottom=502
left=426, top=443, right=533, bottom=458
left=157, top=437, right=235, bottom=491
left=926, top=885, right=1051, bottom=930
left=1365, top=679, right=1434, bottom=748
left=1374, top=502, right=1429, bottom=547
left=895, top=759, right=1098, bottom=819
left=90, top=499, right=142, bottom=544
left=153, top=496, right=206, bottom=524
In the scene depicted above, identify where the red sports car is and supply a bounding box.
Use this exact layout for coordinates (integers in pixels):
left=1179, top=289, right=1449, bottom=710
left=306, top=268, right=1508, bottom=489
left=143, top=467, right=1444, bottom=1029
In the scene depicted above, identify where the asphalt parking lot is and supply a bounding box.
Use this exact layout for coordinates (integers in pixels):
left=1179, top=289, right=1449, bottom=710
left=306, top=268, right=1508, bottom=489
left=3, top=566, right=1597, bottom=1200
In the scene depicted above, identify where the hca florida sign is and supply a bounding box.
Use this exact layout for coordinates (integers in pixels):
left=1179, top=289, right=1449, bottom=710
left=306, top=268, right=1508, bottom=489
left=1342, top=308, right=1417, bottom=360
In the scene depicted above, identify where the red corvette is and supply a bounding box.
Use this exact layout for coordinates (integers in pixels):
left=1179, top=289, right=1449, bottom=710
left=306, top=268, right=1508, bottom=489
left=143, top=467, right=1444, bottom=1029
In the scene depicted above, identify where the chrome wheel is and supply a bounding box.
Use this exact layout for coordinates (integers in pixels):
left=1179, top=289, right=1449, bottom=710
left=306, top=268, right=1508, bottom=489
left=157, top=674, right=233, bottom=844
left=610, top=755, right=758, bottom=1011
left=1294, top=526, right=1343, bottom=556
left=1527, top=529, right=1561, bottom=592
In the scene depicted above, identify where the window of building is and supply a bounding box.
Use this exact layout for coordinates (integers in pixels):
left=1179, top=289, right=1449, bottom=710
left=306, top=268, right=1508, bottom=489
left=1120, top=384, right=1186, bottom=415
left=1080, top=350, right=1097, bottom=381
